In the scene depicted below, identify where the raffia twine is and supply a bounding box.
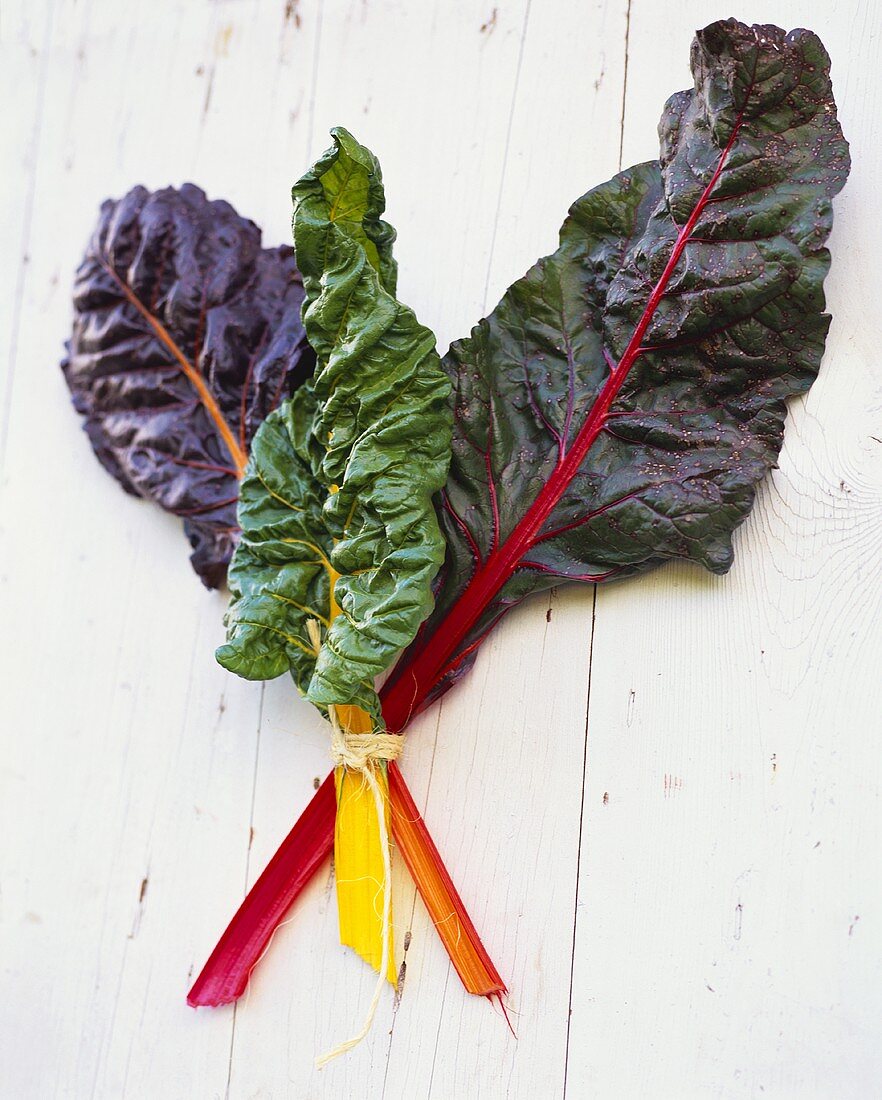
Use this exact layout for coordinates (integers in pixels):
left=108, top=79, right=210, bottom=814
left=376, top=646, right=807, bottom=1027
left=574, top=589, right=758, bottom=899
left=309, top=623, right=403, bottom=1068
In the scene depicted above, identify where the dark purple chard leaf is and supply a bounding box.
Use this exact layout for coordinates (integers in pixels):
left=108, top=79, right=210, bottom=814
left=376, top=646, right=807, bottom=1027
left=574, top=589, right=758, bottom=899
left=380, top=19, right=849, bottom=730
left=62, top=184, right=314, bottom=588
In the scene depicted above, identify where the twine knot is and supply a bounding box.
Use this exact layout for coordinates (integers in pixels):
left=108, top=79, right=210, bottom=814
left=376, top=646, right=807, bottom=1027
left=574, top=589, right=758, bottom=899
left=330, top=728, right=403, bottom=771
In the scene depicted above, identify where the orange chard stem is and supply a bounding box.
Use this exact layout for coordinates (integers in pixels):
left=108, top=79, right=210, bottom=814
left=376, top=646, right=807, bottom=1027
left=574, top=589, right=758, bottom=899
left=388, top=762, right=505, bottom=998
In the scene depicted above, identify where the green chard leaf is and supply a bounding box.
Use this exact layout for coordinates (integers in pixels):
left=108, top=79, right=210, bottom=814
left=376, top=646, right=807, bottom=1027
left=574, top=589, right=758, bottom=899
left=379, top=19, right=850, bottom=727
left=217, top=129, right=452, bottom=721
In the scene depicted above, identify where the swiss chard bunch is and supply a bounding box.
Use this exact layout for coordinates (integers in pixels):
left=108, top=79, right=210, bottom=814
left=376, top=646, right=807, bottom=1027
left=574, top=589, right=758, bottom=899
left=63, top=18, right=850, bottom=1041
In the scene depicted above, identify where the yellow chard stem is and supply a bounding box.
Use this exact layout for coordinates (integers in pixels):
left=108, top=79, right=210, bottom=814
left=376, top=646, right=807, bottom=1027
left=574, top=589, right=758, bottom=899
left=332, top=705, right=397, bottom=987
left=317, top=703, right=397, bottom=1067
left=305, top=607, right=398, bottom=1065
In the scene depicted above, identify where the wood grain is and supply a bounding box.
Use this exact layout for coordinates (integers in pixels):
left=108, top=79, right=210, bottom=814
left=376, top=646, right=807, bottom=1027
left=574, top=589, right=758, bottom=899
left=0, top=1, right=879, bottom=1097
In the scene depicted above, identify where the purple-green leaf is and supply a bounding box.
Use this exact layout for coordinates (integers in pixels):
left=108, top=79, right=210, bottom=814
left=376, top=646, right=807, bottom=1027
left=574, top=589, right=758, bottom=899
left=380, top=19, right=850, bottom=728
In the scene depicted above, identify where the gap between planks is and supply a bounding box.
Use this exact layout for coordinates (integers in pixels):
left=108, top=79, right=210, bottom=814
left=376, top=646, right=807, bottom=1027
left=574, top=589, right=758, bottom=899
left=563, top=6, right=631, bottom=1092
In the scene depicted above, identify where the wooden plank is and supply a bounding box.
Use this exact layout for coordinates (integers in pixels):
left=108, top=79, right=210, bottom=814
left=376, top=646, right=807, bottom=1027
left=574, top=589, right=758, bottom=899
left=566, top=2, right=882, bottom=1097
left=0, top=0, right=54, bottom=470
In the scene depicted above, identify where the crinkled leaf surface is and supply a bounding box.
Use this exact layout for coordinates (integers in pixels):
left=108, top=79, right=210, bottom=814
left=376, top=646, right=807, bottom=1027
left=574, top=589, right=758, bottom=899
left=62, top=184, right=313, bottom=588
left=380, top=19, right=850, bottom=728
left=218, top=130, right=452, bottom=720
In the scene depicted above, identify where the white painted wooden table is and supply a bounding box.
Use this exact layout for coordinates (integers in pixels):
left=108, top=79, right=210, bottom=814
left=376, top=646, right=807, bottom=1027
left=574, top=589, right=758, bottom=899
left=2, top=2, right=880, bottom=1097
